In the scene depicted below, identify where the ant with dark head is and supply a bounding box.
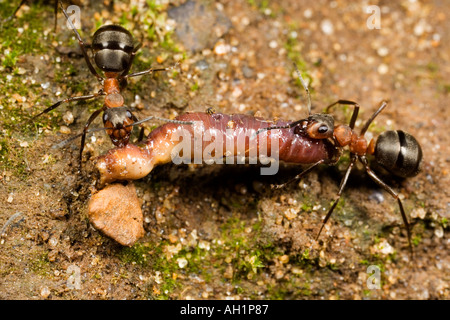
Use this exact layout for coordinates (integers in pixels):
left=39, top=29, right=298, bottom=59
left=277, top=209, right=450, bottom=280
left=29, top=1, right=191, bottom=169
left=256, top=65, right=423, bottom=256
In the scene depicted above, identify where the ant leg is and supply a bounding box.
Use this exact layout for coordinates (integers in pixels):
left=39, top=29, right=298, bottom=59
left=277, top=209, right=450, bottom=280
left=359, top=156, right=413, bottom=257
left=128, top=111, right=145, bottom=142
left=124, top=61, right=180, bottom=79
left=325, top=100, right=360, bottom=130
left=272, top=160, right=324, bottom=189
left=58, top=1, right=103, bottom=82
left=31, top=91, right=104, bottom=121
left=125, top=113, right=195, bottom=142
left=53, top=0, right=58, bottom=31
left=137, top=127, right=145, bottom=142
left=360, top=100, right=388, bottom=135
left=78, top=106, right=106, bottom=170
left=316, top=154, right=357, bottom=240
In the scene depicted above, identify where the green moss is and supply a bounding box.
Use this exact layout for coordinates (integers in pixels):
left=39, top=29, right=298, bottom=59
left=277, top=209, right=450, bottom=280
left=412, top=234, right=422, bottom=246
left=0, top=137, right=28, bottom=177
left=190, top=81, right=199, bottom=92
left=119, top=243, right=150, bottom=265
left=265, top=276, right=312, bottom=299
left=441, top=218, right=448, bottom=228
left=284, top=24, right=313, bottom=89
left=119, top=215, right=328, bottom=299
left=247, top=0, right=278, bottom=17
left=30, top=251, right=51, bottom=276
left=140, top=0, right=182, bottom=54
left=299, top=196, right=315, bottom=212
left=0, top=2, right=49, bottom=68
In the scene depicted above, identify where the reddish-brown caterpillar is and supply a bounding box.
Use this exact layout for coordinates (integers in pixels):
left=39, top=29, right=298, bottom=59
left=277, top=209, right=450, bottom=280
left=95, top=111, right=339, bottom=184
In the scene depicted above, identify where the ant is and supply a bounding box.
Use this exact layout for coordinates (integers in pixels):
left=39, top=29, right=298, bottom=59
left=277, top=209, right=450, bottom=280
left=256, top=65, right=423, bottom=256
left=30, top=1, right=190, bottom=169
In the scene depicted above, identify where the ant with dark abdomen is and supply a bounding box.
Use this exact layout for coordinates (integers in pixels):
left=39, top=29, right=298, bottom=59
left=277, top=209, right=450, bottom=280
left=256, top=65, right=423, bottom=256
left=29, top=1, right=190, bottom=169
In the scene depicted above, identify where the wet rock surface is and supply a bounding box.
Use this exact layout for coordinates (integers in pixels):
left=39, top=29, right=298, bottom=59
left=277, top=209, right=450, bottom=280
left=168, top=0, right=231, bottom=52
left=0, top=0, right=448, bottom=300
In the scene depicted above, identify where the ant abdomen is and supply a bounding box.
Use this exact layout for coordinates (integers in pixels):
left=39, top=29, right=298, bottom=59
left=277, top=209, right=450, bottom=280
left=92, top=25, right=135, bottom=73
left=374, top=130, right=423, bottom=178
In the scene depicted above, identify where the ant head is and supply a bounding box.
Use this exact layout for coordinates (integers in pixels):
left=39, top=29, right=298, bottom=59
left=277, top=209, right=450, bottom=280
left=304, top=114, right=334, bottom=139
left=103, top=107, right=135, bottom=147
left=92, top=25, right=135, bottom=73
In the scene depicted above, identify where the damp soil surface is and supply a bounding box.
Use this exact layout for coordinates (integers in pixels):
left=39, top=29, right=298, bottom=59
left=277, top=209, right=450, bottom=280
left=0, top=0, right=448, bottom=300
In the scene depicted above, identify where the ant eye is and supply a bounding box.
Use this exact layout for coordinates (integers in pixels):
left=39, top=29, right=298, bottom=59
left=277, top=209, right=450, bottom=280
left=318, top=125, right=328, bottom=134
left=126, top=111, right=132, bottom=118
left=103, top=113, right=108, bottom=121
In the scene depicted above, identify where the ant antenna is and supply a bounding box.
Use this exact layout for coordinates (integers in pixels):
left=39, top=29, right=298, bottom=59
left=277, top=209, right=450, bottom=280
left=129, top=116, right=194, bottom=127
left=52, top=116, right=194, bottom=149
left=360, top=100, right=389, bottom=135
left=52, top=126, right=110, bottom=149
left=253, top=64, right=312, bottom=137
left=293, top=63, right=311, bottom=116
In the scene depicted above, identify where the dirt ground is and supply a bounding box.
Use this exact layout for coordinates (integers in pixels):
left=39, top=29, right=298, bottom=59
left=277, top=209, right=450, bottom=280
left=0, top=0, right=448, bottom=300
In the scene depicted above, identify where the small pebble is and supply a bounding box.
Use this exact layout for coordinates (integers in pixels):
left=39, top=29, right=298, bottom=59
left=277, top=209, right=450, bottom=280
left=177, top=257, right=188, bottom=268
left=413, top=21, right=426, bottom=36
left=304, top=8, right=313, bottom=18
left=275, top=270, right=284, bottom=279
left=62, top=111, right=74, bottom=125
left=269, top=40, right=278, bottom=49
left=40, top=286, right=51, bottom=299
left=12, top=93, right=23, bottom=103
left=214, top=42, right=231, bottom=55
left=168, top=234, right=178, bottom=244
left=410, top=207, right=426, bottom=219
left=377, top=63, right=389, bottom=74
left=434, top=226, right=444, bottom=238
left=284, top=208, right=298, bottom=220
left=320, top=19, right=334, bottom=35
left=377, top=47, right=389, bottom=57
left=224, top=265, right=233, bottom=279
left=369, top=190, right=384, bottom=204
left=374, top=239, right=394, bottom=255
left=60, top=126, right=71, bottom=134
left=279, top=255, right=289, bottom=264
